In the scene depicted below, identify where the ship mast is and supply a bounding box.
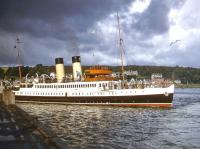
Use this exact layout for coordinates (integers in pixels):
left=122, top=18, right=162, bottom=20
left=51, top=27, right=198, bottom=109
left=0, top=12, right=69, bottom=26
left=117, top=12, right=125, bottom=81
left=15, top=35, right=22, bottom=83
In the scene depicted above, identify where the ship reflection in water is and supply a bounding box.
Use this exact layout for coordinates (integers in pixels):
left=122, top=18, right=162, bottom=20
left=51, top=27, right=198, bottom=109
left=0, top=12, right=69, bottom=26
left=18, top=88, right=200, bottom=149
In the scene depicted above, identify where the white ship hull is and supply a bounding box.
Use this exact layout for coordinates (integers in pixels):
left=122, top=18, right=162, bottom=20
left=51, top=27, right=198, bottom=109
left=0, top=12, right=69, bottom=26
left=14, top=81, right=174, bottom=107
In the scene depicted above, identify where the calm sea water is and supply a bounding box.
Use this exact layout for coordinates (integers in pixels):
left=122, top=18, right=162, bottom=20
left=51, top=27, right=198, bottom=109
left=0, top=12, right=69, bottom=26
left=18, top=88, right=200, bottom=149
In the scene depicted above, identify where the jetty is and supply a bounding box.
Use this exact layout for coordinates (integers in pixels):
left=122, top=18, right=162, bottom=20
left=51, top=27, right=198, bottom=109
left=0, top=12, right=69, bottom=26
left=0, top=85, right=67, bottom=149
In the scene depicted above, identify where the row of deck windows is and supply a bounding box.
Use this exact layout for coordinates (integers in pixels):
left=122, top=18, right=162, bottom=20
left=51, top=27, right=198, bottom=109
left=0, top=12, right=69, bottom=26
left=18, top=90, right=136, bottom=96
left=35, top=84, right=97, bottom=89
left=71, top=90, right=136, bottom=96
left=72, top=92, right=116, bottom=96
left=22, top=92, right=64, bottom=96
left=99, top=83, right=108, bottom=87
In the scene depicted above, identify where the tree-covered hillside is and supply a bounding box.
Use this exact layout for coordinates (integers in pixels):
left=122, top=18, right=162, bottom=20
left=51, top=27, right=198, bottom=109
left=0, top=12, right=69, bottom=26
left=1, top=65, right=200, bottom=84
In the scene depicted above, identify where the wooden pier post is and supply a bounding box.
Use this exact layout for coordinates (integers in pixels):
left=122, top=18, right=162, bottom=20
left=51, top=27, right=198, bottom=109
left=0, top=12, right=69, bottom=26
left=2, top=89, right=15, bottom=105
left=0, top=84, right=3, bottom=102
left=0, top=93, right=2, bottom=102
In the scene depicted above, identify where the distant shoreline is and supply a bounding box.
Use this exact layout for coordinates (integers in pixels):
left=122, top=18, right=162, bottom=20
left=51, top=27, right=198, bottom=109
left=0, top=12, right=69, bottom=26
left=175, top=84, right=200, bottom=88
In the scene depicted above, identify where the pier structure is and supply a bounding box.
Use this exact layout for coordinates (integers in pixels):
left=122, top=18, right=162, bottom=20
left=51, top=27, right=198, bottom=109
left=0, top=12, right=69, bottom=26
left=0, top=85, right=3, bottom=103
left=1, top=89, right=15, bottom=105
left=0, top=86, right=67, bottom=148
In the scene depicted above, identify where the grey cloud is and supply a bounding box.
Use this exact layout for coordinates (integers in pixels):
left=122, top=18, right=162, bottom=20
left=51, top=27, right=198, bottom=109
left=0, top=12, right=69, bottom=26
left=0, top=0, right=199, bottom=68
left=0, top=0, right=132, bottom=37
left=0, top=44, right=16, bottom=65
left=153, top=39, right=200, bottom=67
left=133, top=0, right=170, bottom=37
left=170, top=0, right=186, bottom=9
left=0, top=0, right=132, bottom=65
left=0, top=31, right=17, bottom=65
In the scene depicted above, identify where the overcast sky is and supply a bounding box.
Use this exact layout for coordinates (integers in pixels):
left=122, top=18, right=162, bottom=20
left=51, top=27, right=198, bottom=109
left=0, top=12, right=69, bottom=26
left=0, top=0, right=200, bottom=67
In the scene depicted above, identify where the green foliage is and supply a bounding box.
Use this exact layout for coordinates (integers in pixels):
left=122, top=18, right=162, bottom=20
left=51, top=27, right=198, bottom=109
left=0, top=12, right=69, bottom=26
left=0, top=68, right=4, bottom=79
left=1, top=64, right=200, bottom=84
left=121, top=65, right=200, bottom=84
left=5, top=67, right=18, bottom=78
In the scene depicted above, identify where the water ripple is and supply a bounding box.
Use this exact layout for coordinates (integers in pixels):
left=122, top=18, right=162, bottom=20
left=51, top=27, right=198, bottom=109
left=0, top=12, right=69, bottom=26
left=18, top=88, right=200, bottom=149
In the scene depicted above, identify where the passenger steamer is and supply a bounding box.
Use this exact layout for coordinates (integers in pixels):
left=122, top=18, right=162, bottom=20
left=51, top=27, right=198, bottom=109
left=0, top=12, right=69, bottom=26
left=14, top=57, right=174, bottom=107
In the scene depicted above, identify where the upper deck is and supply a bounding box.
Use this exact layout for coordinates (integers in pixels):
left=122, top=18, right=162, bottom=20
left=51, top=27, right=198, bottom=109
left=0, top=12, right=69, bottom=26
left=18, top=81, right=120, bottom=92
left=84, top=65, right=117, bottom=82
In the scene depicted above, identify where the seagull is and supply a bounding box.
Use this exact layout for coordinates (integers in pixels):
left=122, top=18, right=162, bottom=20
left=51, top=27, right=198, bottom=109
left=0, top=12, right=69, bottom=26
left=170, top=40, right=181, bottom=46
